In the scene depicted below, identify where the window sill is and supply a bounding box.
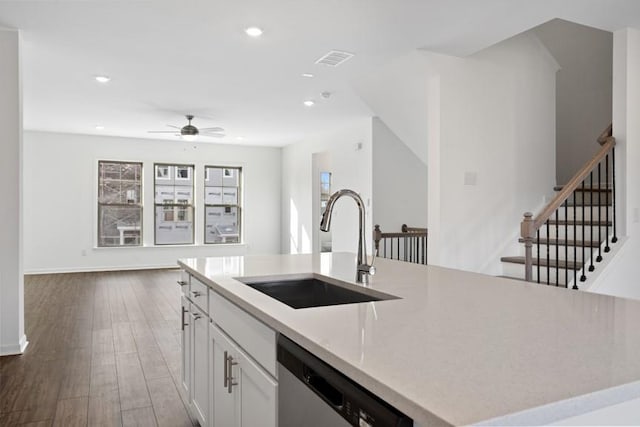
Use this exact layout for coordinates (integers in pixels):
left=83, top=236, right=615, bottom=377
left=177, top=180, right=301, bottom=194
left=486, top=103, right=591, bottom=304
left=94, top=243, right=246, bottom=250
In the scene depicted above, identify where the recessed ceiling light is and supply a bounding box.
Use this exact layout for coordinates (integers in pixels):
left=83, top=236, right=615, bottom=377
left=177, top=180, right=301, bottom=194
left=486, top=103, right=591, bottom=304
left=303, top=100, right=315, bottom=107
left=94, top=75, right=111, bottom=83
left=95, top=125, right=105, bottom=130
left=245, top=27, right=263, bottom=37
left=235, top=136, right=245, bottom=141
left=301, top=73, right=314, bottom=78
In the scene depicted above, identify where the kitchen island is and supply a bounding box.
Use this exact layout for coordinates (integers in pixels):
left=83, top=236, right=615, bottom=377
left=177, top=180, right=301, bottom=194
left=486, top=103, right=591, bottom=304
left=179, top=252, right=640, bottom=426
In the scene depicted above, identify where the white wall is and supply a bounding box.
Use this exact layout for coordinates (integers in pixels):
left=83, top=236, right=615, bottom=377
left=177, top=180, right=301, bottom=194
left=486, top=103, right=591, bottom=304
left=589, top=28, right=640, bottom=300
left=372, top=117, right=427, bottom=231
left=23, top=131, right=282, bottom=273
left=353, top=51, right=431, bottom=165
left=0, top=28, right=26, bottom=355
left=281, top=119, right=372, bottom=255
left=428, top=33, right=558, bottom=274
left=534, top=19, right=613, bottom=185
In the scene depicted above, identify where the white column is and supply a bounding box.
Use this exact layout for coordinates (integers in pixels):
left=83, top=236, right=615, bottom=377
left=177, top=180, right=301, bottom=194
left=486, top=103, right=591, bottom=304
left=613, top=28, right=640, bottom=238
left=0, top=28, right=26, bottom=355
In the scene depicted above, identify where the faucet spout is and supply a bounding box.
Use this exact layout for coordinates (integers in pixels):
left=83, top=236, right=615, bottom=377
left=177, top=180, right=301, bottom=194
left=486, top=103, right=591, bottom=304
left=319, top=189, right=375, bottom=283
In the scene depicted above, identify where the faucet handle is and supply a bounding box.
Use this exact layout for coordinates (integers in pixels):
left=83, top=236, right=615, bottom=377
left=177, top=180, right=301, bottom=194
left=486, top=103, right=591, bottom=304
left=369, top=249, right=377, bottom=275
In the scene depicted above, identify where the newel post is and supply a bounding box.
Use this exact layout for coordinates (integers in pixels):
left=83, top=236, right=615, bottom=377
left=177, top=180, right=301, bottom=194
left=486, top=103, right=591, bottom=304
left=373, top=225, right=382, bottom=253
left=521, top=212, right=535, bottom=282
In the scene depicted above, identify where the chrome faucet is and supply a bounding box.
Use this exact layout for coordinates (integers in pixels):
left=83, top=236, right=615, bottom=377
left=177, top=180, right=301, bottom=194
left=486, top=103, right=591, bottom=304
left=320, top=189, right=375, bottom=284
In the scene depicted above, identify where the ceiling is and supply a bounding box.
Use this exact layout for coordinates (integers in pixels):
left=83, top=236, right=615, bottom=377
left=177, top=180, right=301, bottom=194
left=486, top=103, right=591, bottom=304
left=1, top=0, right=640, bottom=147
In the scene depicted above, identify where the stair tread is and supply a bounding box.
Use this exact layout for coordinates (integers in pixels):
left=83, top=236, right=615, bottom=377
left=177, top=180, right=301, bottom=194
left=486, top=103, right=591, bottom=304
left=501, top=256, right=583, bottom=270
left=554, top=185, right=612, bottom=192
left=546, top=219, right=612, bottom=226
left=533, top=238, right=600, bottom=247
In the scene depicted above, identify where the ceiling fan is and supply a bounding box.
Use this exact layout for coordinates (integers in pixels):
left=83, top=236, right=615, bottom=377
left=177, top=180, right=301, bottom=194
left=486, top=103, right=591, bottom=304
left=148, top=114, right=225, bottom=141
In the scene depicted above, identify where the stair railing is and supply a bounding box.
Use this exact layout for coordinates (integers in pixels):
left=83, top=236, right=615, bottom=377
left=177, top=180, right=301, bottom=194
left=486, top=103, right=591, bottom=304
left=374, top=224, right=428, bottom=265
left=520, top=124, right=616, bottom=288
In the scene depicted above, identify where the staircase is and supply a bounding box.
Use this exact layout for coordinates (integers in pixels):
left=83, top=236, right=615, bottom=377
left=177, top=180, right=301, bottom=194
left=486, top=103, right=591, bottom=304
left=501, top=124, right=618, bottom=289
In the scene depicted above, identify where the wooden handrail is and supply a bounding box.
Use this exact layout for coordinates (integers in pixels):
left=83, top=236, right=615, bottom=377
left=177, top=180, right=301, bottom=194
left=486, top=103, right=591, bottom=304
left=520, top=123, right=615, bottom=283
left=401, top=224, right=428, bottom=233
left=597, top=123, right=613, bottom=145
left=528, top=136, right=615, bottom=233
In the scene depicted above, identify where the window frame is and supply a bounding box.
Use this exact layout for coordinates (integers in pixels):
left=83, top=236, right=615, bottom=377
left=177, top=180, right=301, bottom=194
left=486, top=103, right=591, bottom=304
left=204, top=165, right=242, bottom=245
left=97, top=160, right=143, bottom=248
left=154, top=163, right=195, bottom=246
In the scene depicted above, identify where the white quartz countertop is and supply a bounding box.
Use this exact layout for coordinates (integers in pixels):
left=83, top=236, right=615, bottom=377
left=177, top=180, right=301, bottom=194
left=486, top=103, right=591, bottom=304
left=178, top=253, right=640, bottom=426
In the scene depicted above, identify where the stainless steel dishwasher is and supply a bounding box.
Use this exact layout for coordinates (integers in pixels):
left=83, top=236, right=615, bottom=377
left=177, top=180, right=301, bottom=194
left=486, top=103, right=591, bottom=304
left=277, top=335, right=413, bottom=427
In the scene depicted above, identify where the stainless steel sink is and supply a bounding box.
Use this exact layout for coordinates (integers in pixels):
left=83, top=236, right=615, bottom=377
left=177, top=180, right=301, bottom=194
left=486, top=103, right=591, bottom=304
left=237, top=276, right=397, bottom=309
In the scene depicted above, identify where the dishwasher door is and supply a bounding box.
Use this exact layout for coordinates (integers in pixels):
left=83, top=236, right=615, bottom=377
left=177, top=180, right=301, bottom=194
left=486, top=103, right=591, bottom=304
left=277, top=335, right=413, bottom=427
left=278, top=361, right=351, bottom=427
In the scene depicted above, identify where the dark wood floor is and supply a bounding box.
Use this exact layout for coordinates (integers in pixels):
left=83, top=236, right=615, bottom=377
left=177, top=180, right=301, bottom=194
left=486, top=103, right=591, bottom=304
left=0, top=269, right=195, bottom=427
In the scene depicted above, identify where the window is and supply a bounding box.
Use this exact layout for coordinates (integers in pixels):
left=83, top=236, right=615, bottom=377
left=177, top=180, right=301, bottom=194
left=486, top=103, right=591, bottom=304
left=154, top=164, right=194, bottom=245
left=98, top=161, right=142, bottom=247
left=204, top=166, right=241, bottom=244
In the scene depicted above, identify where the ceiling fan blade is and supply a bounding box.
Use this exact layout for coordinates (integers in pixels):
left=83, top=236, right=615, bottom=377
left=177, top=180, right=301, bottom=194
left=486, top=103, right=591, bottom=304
left=200, top=127, right=225, bottom=132
left=202, top=133, right=225, bottom=138
left=148, top=130, right=181, bottom=133
left=167, top=125, right=181, bottom=129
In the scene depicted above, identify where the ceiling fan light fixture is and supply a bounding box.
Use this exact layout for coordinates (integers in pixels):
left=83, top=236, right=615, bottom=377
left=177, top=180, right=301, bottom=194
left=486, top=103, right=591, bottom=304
left=182, top=134, right=198, bottom=142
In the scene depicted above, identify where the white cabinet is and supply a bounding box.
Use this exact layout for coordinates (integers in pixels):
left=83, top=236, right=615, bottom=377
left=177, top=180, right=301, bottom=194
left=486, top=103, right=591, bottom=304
left=181, top=270, right=277, bottom=427
left=180, top=296, right=191, bottom=398
left=209, top=323, right=277, bottom=427
left=191, top=303, right=209, bottom=427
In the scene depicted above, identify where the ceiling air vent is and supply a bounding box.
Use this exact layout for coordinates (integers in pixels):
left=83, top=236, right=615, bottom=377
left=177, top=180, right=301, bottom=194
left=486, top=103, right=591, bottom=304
left=315, top=50, right=354, bottom=67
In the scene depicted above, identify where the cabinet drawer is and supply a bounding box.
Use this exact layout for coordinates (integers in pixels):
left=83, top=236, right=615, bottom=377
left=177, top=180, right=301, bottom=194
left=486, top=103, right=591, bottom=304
left=210, top=290, right=276, bottom=377
left=189, top=276, right=209, bottom=315
left=178, top=270, right=190, bottom=295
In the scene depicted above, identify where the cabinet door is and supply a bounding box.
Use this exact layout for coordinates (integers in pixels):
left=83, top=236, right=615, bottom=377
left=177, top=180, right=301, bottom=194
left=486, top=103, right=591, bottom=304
left=181, top=296, right=191, bottom=398
left=237, top=348, right=277, bottom=427
left=191, top=305, right=209, bottom=427
left=210, top=324, right=277, bottom=427
left=210, top=324, right=236, bottom=427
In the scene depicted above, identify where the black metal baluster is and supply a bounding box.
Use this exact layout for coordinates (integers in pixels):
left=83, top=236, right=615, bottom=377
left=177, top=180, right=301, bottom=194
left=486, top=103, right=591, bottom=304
left=411, top=236, right=414, bottom=263
left=604, top=154, right=611, bottom=253
left=383, top=239, right=387, bottom=259
left=580, top=180, right=586, bottom=282
left=546, top=220, right=550, bottom=285
left=547, top=209, right=560, bottom=286
left=396, top=237, right=400, bottom=261
left=565, top=198, right=568, bottom=287
left=536, top=228, right=540, bottom=283
left=424, top=235, right=428, bottom=265
left=597, top=163, right=603, bottom=262
left=612, top=147, right=618, bottom=244
left=573, top=192, right=577, bottom=288
left=589, top=170, right=595, bottom=272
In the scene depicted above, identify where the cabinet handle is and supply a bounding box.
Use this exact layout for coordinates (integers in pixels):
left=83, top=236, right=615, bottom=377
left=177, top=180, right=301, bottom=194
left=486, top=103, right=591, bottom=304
left=227, top=353, right=238, bottom=394
left=181, top=307, right=189, bottom=330
left=223, top=351, right=229, bottom=388
left=191, top=290, right=202, bottom=298
left=177, top=280, right=187, bottom=287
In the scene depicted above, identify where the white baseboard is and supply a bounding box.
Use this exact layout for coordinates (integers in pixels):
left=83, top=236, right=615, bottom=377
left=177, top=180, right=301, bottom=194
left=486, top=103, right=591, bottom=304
left=24, top=264, right=181, bottom=275
left=0, top=334, right=28, bottom=356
